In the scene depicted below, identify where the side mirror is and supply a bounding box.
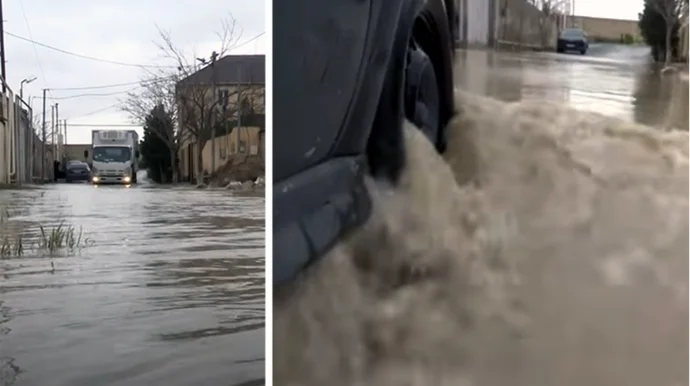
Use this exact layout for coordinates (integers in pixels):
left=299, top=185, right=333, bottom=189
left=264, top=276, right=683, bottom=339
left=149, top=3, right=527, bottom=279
left=83, top=150, right=89, bottom=159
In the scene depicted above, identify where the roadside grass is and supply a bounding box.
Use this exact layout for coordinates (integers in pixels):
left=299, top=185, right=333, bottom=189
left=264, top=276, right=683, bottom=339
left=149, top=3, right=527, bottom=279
left=0, top=184, right=38, bottom=190
left=0, top=210, right=93, bottom=258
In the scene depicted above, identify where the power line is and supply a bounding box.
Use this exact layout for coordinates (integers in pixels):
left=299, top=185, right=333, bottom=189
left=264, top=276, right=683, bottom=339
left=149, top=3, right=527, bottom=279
left=48, top=76, right=174, bottom=91
left=5, top=31, right=177, bottom=68
left=233, top=31, right=265, bottom=51
left=47, top=88, right=139, bottom=100
left=17, top=0, right=52, bottom=98
left=66, top=123, right=140, bottom=127
left=68, top=103, right=121, bottom=120
left=5, top=30, right=266, bottom=69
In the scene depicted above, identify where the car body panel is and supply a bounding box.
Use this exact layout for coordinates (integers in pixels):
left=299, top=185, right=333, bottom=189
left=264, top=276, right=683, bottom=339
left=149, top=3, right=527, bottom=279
left=273, top=0, right=456, bottom=286
left=65, top=162, right=91, bottom=182
left=557, top=28, right=589, bottom=53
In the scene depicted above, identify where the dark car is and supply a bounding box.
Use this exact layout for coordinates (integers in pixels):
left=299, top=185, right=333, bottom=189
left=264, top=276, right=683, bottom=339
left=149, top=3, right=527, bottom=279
left=274, top=0, right=457, bottom=286
left=65, top=161, right=91, bottom=183
left=557, top=28, right=589, bottom=54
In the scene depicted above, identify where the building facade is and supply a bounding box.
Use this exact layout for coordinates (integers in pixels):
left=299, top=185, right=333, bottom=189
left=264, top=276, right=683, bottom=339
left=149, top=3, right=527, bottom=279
left=176, top=54, right=265, bottom=182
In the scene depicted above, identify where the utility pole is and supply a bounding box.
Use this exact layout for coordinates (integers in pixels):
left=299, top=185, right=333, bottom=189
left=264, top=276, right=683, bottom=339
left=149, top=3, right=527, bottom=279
left=0, top=0, right=7, bottom=93
left=572, top=0, right=576, bottom=27
left=236, top=66, right=242, bottom=154
left=210, top=51, right=218, bottom=174
left=41, top=89, right=46, bottom=183
left=51, top=105, right=55, bottom=148
left=64, top=120, right=67, bottom=146
left=55, top=103, right=59, bottom=161
left=51, top=104, right=55, bottom=181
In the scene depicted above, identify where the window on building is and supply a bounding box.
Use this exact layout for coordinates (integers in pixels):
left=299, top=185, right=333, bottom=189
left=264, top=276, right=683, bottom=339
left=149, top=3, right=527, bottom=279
left=218, top=90, right=230, bottom=111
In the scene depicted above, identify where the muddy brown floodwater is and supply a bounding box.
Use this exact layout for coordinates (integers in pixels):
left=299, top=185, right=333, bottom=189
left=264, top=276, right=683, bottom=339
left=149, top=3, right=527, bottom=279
left=275, top=46, right=688, bottom=386
left=0, top=183, right=264, bottom=386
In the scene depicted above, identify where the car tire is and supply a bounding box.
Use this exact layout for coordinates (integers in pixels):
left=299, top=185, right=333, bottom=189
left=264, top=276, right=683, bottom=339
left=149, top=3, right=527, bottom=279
left=366, top=0, right=454, bottom=184
left=407, top=1, right=454, bottom=153
left=580, top=49, right=587, bottom=55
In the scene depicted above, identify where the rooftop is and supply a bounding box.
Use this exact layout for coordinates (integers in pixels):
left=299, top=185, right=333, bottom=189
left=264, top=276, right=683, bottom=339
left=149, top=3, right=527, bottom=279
left=178, top=54, right=265, bottom=86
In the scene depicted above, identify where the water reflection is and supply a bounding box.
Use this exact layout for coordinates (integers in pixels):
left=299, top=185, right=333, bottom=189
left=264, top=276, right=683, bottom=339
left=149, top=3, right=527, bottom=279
left=633, top=63, right=673, bottom=127
left=454, top=44, right=688, bottom=130
left=0, top=184, right=264, bottom=386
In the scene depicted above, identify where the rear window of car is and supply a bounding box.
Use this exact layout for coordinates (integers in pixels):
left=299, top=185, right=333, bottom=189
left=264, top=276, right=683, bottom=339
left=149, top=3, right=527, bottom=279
left=68, top=162, right=87, bottom=169
left=561, top=29, right=585, bottom=38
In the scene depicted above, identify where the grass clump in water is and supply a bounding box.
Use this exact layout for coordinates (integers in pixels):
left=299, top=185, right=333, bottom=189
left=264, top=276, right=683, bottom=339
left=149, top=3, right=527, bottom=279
left=38, top=221, right=89, bottom=254
left=0, top=221, right=92, bottom=258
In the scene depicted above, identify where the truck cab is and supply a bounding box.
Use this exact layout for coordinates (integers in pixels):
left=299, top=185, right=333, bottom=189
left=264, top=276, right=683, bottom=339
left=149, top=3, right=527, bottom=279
left=89, top=130, right=140, bottom=185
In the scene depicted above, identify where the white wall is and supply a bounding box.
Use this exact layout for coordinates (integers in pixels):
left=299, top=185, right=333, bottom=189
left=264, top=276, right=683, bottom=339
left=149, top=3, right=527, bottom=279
left=466, top=0, right=491, bottom=46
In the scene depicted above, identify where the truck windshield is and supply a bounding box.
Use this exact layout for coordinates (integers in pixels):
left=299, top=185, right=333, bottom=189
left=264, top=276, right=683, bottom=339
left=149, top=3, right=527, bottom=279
left=93, top=147, right=131, bottom=163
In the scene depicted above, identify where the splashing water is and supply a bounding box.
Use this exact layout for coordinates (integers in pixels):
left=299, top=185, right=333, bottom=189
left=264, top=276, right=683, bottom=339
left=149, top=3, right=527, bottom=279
left=275, top=91, right=688, bottom=386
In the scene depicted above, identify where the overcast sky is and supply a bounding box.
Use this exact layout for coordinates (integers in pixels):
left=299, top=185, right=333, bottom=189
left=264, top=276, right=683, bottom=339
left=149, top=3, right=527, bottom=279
left=574, top=0, right=644, bottom=20
left=5, top=0, right=265, bottom=144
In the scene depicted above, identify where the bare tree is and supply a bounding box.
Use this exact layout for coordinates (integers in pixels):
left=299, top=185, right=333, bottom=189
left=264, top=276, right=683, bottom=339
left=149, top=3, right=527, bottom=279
left=649, top=0, right=687, bottom=65
left=121, top=15, right=261, bottom=184
left=121, top=72, right=181, bottom=182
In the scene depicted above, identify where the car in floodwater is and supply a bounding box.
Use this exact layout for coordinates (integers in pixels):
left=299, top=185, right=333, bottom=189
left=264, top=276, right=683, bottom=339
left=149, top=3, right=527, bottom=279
left=273, top=0, right=457, bottom=286
left=557, top=28, right=589, bottom=55
left=65, top=161, right=91, bottom=183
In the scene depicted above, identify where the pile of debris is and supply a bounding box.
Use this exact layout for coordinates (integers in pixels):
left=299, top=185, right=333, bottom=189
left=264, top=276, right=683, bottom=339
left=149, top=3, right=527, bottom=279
left=209, top=153, right=265, bottom=191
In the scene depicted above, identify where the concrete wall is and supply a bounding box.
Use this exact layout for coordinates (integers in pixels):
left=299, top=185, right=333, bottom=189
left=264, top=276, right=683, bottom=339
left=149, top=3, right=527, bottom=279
left=32, top=133, right=52, bottom=182
left=456, top=0, right=558, bottom=50
left=63, top=144, right=91, bottom=163
left=12, top=99, right=34, bottom=184
left=681, top=17, right=689, bottom=60
left=179, top=125, right=263, bottom=181
left=457, top=0, right=495, bottom=47
left=573, top=16, right=640, bottom=42
left=464, top=0, right=491, bottom=46
left=0, top=87, right=39, bottom=185
left=496, top=0, right=559, bottom=49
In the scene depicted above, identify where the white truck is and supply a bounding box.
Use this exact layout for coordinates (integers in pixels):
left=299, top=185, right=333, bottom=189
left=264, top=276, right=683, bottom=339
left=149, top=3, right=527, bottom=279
left=88, top=129, right=140, bottom=185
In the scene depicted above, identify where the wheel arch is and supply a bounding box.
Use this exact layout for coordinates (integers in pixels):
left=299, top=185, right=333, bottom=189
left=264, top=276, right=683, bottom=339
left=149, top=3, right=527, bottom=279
left=413, top=0, right=456, bottom=152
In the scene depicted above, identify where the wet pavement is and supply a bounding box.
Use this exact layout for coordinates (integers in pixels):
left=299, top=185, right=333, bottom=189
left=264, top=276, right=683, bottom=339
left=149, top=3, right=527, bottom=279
left=0, top=183, right=264, bottom=386
left=454, top=43, right=689, bottom=131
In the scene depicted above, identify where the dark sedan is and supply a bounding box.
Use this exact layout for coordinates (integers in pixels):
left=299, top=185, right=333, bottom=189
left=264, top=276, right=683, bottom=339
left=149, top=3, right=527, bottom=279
left=557, top=28, right=588, bottom=55
left=65, top=161, right=91, bottom=183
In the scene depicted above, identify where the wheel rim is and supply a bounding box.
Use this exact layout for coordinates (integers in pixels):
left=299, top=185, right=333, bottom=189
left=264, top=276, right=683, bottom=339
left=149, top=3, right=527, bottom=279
left=404, top=26, right=441, bottom=146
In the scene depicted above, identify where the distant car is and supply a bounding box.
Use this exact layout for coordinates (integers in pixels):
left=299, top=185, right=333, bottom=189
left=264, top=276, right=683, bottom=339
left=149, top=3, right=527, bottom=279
left=557, top=28, right=588, bottom=55
left=65, top=161, right=91, bottom=183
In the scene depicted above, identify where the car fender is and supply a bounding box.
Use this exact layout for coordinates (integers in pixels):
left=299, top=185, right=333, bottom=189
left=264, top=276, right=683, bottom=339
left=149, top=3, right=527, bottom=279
left=273, top=0, right=456, bottom=286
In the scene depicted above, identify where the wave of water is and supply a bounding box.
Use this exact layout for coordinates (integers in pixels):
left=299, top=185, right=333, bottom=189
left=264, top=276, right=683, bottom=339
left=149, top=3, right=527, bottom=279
left=275, top=92, right=688, bottom=386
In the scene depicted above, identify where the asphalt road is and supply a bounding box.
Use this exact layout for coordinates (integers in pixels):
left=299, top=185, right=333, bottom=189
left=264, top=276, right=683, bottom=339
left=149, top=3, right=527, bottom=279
left=454, top=43, right=688, bottom=131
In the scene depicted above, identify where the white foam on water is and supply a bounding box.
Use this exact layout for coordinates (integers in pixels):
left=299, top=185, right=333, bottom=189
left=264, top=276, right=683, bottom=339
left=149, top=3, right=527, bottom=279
left=275, top=91, right=688, bottom=386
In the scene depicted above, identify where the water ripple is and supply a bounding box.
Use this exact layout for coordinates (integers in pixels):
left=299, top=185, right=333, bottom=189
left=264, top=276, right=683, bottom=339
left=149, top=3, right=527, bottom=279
left=0, top=184, right=264, bottom=386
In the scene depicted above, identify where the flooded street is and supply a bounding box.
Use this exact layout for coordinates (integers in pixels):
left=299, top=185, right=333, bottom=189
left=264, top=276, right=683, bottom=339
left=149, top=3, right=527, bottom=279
left=0, top=184, right=264, bottom=386
left=454, top=43, right=688, bottom=130
left=275, top=45, right=688, bottom=386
